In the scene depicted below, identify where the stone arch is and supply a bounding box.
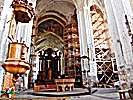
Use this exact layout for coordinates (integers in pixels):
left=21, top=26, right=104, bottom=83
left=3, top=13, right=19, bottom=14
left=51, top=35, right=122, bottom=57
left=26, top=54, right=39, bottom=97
left=90, top=4, right=118, bottom=85
left=35, top=32, right=64, bottom=53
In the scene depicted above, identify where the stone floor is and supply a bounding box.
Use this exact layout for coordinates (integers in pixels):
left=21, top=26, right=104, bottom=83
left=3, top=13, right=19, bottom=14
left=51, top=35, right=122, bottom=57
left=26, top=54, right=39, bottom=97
left=1, top=88, right=132, bottom=100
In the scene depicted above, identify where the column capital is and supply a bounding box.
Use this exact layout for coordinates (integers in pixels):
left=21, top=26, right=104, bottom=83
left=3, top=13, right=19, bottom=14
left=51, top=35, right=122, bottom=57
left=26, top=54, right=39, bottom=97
left=76, top=7, right=84, bottom=12
left=83, top=6, right=90, bottom=10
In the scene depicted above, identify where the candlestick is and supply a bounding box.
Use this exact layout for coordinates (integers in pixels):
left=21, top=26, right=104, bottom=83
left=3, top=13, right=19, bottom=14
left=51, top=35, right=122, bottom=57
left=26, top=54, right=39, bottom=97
left=47, top=60, right=51, bottom=68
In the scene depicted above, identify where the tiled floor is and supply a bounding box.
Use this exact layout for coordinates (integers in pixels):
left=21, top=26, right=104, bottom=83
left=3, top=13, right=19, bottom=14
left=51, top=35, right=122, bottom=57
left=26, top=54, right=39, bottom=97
left=1, top=88, right=131, bottom=100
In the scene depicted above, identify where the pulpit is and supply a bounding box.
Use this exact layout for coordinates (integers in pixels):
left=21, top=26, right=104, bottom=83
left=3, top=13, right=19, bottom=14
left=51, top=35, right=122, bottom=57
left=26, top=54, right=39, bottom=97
left=2, top=42, right=30, bottom=74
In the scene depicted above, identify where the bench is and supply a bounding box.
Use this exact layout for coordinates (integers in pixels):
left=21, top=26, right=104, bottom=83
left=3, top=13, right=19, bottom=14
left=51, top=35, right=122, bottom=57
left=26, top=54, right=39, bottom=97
left=128, top=88, right=133, bottom=100
left=117, top=89, right=129, bottom=100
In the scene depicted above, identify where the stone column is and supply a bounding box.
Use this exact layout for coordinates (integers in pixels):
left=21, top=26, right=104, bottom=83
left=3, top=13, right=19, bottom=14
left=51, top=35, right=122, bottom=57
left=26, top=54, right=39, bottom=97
left=77, top=8, right=88, bottom=56
left=84, top=3, right=98, bottom=81
left=0, top=0, right=13, bottom=94
left=121, top=0, right=133, bottom=34
left=104, top=0, right=133, bottom=89
left=76, top=6, right=89, bottom=84
left=0, top=0, right=4, bottom=19
left=121, top=0, right=133, bottom=87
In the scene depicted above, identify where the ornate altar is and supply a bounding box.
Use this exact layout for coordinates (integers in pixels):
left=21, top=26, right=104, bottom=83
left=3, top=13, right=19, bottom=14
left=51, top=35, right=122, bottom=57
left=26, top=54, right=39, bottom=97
left=35, top=48, right=61, bottom=86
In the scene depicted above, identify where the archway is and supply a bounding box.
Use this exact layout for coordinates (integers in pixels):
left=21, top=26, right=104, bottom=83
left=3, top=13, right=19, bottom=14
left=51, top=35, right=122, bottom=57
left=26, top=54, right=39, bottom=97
left=90, top=5, right=119, bottom=87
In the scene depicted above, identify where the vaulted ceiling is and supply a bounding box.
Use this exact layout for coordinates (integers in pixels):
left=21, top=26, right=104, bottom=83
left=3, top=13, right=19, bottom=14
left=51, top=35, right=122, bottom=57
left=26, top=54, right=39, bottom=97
left=34, top=0, right=77, bottom=52
left=33, top=0, right=108, bottom=53
left=35, top=0, right=75, bottom=18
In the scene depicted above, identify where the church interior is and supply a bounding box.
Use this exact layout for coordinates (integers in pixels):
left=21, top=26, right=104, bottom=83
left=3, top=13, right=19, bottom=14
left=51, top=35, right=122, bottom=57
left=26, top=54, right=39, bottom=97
left=0, top=0, right=133, bottom=99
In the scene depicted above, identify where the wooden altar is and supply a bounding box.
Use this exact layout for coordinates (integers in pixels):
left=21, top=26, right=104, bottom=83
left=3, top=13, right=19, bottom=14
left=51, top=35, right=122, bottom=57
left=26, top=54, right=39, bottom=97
left=54, top=78, right=75, bottom=92
left=34, top=48, right=61, bottom=86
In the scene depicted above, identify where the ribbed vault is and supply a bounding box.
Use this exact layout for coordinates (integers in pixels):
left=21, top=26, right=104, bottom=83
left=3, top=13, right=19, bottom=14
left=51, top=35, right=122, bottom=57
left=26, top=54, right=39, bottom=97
left=34, top=0, right=76, bottom=53
left=35, top=32, right=64, bottom=52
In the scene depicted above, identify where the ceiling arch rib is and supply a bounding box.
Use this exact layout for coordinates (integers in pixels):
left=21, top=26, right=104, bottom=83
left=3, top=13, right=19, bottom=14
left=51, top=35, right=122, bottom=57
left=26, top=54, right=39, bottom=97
left=37, top=18, right=64, bottom=38
left=90, top=5, right=111, bottom=49
left=37, top=12, right=67, bottom=27
left=35, top=0, right=76, bottom=19
left=36, top=32, right=63, bottom=45
left=34, top=0, right=77, bottom=54
left=35, top=32, right=64, bottom=52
